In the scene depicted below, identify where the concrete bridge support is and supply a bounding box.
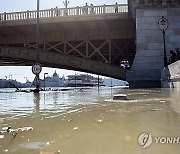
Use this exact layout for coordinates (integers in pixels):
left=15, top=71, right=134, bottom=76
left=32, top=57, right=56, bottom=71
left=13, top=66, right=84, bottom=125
left=127, top=6, right=180, bottom=88
left=161, top=60, right=180, bottom=88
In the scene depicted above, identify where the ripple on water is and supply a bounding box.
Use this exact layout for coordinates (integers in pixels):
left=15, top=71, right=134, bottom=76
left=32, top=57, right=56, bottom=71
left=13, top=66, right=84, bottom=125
left=20, top=141, right=50, bottom=150
left=151, top=108, right=165, bottom=111
left=0, top=134, right=4, bottom=139
left=0, top=88, right=179, bottom=154
left=0, top=118, right=5, bottom=122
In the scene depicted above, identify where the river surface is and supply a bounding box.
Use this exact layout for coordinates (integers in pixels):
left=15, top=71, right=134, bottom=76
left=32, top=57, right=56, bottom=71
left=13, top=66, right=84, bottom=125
left=0, top=87, right=180, bottom=154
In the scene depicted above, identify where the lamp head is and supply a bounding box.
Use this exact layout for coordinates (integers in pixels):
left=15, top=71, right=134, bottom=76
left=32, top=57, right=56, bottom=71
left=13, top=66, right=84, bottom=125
left=158, top=16, right=169, bottom=32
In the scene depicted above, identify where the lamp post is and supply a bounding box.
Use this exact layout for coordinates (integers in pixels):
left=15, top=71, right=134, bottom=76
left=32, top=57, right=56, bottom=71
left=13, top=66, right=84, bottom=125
left=75, top=72, right=77, bottom=90
left=63, top=0, right=69, bottom=15
left=63, top=0, right=69, bottom=9
left=98, top=75, right=100, bottom=91
left=35, top=0, right=40, bottom=92
left=158, top=16, right=169, bottom=67
left=44, top=73, right=48, bottom=91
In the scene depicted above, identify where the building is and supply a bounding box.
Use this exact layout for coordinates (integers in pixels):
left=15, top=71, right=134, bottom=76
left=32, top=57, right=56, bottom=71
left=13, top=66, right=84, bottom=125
left=65, top=74, right=104, bottom=87
left=0, top=79, right=21, bottom=88
left=40, top=71, right=65, bottom=87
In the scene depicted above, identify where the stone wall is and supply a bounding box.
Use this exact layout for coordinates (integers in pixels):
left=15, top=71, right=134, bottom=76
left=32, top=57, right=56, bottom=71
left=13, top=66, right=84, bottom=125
left=126, top=7, right=180, bottom=88
left=128, top=0, right=180, bottom=18
left=161, top=60, right=180, bottom=88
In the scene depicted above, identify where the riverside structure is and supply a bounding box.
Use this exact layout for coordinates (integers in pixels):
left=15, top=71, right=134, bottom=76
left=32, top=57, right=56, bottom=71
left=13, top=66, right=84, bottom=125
left=0, top=1, right=180, bottom=88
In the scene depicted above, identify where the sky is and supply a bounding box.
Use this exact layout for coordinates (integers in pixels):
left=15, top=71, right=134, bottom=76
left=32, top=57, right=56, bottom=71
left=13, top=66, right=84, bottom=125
left=0, top=0, right=127, bottom=82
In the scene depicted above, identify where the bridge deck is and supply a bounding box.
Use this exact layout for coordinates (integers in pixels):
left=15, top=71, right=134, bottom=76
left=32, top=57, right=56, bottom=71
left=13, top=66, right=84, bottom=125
left=0, top=4, right=128, bottom=22
left=0, top=4, right=134, bottom=45
left=0, top=4, right=134, bottom=79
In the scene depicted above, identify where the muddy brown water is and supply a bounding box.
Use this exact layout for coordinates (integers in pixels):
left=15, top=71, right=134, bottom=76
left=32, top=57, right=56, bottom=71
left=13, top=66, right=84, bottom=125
left=0, top=87, right=180, bottom=154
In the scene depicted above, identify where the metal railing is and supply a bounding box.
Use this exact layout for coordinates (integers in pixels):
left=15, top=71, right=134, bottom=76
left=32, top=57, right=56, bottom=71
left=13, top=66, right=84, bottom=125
left=0, top=4, right=128, bottom=21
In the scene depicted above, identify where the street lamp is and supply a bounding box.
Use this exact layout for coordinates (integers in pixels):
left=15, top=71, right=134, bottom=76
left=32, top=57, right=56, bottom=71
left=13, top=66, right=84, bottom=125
left=35, top=0, right=41, bottom=92
left=158, top=16, right=169, bottom=67
left=63, top=0, right=69, bottom=9
left=63, top=0, right=69, bottom=15
left=97, top=75, right=100, bottom=91
left=75, top=72, right=77, bottom=90
left=44, top=73, right=48, bottom=91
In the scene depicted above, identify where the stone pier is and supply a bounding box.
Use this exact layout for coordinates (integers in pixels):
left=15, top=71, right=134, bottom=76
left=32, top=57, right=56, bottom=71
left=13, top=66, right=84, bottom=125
left=127, top=0, right=180, bottom=88
left=161, top=60, right=180, bottom=88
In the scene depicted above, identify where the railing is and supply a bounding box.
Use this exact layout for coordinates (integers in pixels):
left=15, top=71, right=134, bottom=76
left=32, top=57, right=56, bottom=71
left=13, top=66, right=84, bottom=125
left=0, top=4, right=128, bottom=21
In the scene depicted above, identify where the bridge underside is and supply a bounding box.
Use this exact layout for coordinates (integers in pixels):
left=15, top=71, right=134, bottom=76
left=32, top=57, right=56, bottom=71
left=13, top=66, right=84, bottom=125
left=8, top=38, right=135, bottom=66
left=0, top=13, right=136, bottom=80
left=0, top=36, right=135, bottom=80
left=0, top=46, right=128, bottom=80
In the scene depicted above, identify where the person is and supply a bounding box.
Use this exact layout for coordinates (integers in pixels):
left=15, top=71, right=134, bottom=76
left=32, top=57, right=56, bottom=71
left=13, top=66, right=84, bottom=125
left=175, top=48, right=180, bottom=61
left=82, top=3, right=88, bottom=14
left=64, top=8, right=68, bottom=16
left=169, top=50, right=177, bottom=64
left=85, top=3, right=88, bottom=14
left=54, top=6, right=59, bottom=16
left=90, top=3, right=95, bottom=14
left=115, top=2, right=118, bottom=13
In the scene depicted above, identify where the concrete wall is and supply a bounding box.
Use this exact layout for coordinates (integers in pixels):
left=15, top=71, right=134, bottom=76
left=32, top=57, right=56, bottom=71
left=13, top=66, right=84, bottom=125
left=127, top=7, right=180, bottom=88
left=161, top=60, right=180, bottom=88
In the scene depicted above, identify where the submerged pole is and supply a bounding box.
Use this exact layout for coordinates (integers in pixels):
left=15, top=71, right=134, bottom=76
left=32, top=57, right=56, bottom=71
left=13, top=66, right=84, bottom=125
left=98, top=75, right=100, bottom=91
left=75, top=72, right=77, bottom=90
left=35, top=0, right=40, bottom=92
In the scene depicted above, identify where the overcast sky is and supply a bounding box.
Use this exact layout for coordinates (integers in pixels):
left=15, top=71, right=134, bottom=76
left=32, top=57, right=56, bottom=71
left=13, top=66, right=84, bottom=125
left=0, top=0, right=127, bottom=82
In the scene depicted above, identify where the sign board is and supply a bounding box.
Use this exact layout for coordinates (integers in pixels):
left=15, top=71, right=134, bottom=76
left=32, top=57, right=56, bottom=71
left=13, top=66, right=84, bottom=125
left=32, top=63, right=42, bottom=75
left=32, top=75, right=39, bottom=86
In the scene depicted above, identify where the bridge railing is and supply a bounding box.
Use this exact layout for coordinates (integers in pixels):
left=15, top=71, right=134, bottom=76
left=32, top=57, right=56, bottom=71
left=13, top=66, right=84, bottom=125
left=0, top=4, right=128, bottom=21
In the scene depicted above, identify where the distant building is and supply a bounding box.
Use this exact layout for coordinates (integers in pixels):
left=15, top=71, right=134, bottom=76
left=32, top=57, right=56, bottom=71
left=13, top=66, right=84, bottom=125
left=0, top=79, right=21, bottom=88
left=0, top=79, right=7, bottom=88
left=102, top=78, right=128, bottom=87
left=24, top=80, right=32, bottom=88
left=65, top=74, right=104, bottom=87
left=40, top=70, right=65, bottom=87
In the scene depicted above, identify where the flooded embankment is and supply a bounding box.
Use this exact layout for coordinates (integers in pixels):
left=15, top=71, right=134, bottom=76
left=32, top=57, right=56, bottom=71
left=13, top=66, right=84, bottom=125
left=0, top=87, right=180, bottom=154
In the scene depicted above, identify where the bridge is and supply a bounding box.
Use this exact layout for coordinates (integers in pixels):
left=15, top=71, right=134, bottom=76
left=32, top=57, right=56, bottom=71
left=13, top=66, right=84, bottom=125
left=0, top=4, right=135, bottom=81
left=1, top=1, right=180, bottom=87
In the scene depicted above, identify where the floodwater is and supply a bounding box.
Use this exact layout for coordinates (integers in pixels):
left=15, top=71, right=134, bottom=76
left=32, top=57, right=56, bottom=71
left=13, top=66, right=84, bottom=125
left=0, top=87, right=180, bottom=154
